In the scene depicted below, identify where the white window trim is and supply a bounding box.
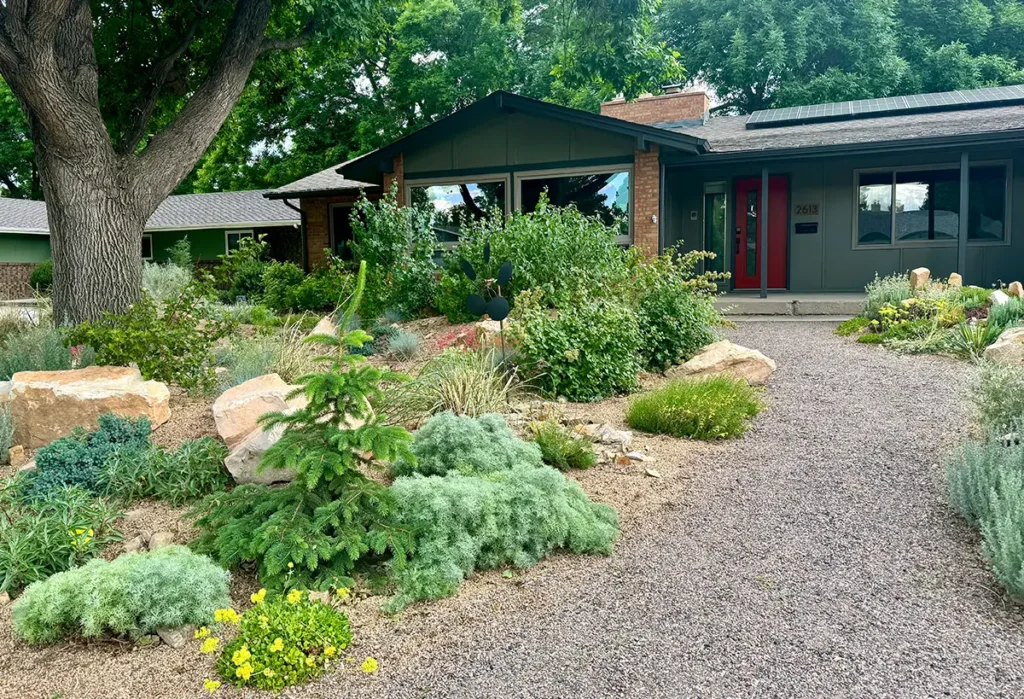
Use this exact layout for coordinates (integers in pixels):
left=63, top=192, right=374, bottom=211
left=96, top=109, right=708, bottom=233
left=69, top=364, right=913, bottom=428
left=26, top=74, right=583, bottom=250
left=852, top=160, right=1012, bottom=250
left=514, top=165, right=633, bottom=245
left=329, top=202, right=355, bottom=255
left=141, top=233, right=153, bottom=261
left=405, top=174, right=511, bottom=250
left=224, top=229, right=255, bottom=254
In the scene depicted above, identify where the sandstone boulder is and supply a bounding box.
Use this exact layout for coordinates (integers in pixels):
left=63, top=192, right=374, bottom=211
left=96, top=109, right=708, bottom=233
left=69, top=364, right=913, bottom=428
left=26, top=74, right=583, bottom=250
left=7, top=445, right=25, bottom=468
left=224, top=421, right=295, bottom=485
left=909, top=267, right=930, bottom=290
left=212, top=374, right=306, bottom=449
left=669, top=340, right=776, bottom=385
left=948, top=273, right=963, bottom=287
left=309, top=315, right=337, bottom=338
left=983, top=327, right=1024, bottom=366
left=10, top=366, right=169, bottom=449
left=0, top=381, right=11, bottom=405
left=475, top=319, right=510, bottom=352
left=992, top=289, right=1011, bottom=306
left=1010, top=281, right=1024, bottom=298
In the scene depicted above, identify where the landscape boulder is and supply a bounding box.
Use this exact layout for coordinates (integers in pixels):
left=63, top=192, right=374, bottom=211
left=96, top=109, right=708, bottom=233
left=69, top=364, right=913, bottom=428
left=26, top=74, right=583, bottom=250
left=1010, top=281, right=1024, bottom=298
left=9, top=366, right=169, bottom=449
left=669, top=340, right=776, bottom=385
left=991, top=289, right=1011, bottom=306
left=0, top=381, right=10, bottom=405
left=224, top=421, right=295, bottom=485
left=947, top=273, right=963, bottom=287
left=309, top=315, right=337, bottom=338
left=983, top=327, right=1024, bottom=366
left=212, top=374, right=306, bottom=449
left=909, top=267, right=930, bottom=290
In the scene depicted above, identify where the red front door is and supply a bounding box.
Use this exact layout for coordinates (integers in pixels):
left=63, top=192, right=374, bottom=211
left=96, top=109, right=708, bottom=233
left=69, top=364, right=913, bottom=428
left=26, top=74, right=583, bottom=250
left=734, top=177, right=788, bottom=289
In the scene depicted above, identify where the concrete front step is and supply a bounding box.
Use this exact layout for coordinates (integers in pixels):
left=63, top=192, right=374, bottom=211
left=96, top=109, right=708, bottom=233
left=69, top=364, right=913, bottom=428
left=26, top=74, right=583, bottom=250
left=715, top=294, right=864, bottom=317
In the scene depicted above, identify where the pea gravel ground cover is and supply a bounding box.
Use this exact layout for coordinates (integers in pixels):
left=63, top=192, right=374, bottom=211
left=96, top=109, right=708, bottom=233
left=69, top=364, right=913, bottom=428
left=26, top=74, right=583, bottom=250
left=3, top=322, right=1024, bottom=697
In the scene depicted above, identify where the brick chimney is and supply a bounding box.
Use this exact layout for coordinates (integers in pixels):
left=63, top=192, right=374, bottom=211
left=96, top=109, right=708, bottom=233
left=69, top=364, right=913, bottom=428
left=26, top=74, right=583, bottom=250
left=600, top=85, right=710, bottom=126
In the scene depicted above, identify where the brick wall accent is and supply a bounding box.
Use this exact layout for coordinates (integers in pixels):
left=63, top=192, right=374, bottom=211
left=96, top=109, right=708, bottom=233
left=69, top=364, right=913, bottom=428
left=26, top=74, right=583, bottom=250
left=0, top=263, right=35, bottom=300
left=632, top=145, right=660, bottom=257
left=382, top=153, right=405, bottom=205
left=300, top=193, right=366, bottom=270
left=601, top=91, right=709, bottom=125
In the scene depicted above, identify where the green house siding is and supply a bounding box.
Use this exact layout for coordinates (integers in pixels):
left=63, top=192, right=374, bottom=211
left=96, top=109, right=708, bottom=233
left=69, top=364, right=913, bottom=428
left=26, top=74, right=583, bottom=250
left=0, top=233, right=50, bottom=262
left=149, top=229, right=229, bottom=261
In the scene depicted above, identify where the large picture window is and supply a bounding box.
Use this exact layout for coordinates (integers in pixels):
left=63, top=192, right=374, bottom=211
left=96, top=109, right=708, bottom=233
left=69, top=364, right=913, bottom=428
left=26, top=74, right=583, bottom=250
left=407, top=178, right=508, bottom=248
left=329, top=203, right=355, bottom=260
left=855, top=163, right=1009, bottom=247
left=516, top=167, right=632, bottom=243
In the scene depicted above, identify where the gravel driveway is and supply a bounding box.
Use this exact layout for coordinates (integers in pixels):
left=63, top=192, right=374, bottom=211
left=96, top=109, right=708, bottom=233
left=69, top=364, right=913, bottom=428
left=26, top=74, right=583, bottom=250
left=324, top=321, right=1024, bottom=698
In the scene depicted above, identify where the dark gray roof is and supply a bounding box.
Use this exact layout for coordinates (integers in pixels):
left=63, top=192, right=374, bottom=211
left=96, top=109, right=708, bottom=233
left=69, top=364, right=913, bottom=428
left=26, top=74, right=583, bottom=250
left=267, top=160, right=376, bottom=198
left=658, top=103, right=1024, bottom=155
left=0, top=190, right=298, bottom=235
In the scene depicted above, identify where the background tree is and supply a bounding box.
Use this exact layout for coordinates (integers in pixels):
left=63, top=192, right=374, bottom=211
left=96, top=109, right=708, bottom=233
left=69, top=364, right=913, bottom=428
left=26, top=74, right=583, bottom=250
left=0, top=79, right=37, bottom=198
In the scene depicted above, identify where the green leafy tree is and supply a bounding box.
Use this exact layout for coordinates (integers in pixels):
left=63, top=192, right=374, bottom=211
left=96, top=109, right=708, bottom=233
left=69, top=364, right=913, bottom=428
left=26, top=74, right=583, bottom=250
left=0, top=79, right=37, bottom=199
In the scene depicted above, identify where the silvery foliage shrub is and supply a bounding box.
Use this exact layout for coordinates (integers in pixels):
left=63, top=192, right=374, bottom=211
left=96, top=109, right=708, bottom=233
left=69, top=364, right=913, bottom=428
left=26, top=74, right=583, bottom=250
left=12, top=545, right=230, bottom=643
left=972, top=361, right=1024, bottom=433
left=387, top=464, right=619, bottom=611
left=142, top=261, right=192, bottom=306
left=864, top=272, right=913, bottom=317
left=387, top=329, right=420, bottom=360
left=0, top=404, right=12, bottom=466
left=391, top=412, right=543, bottom=478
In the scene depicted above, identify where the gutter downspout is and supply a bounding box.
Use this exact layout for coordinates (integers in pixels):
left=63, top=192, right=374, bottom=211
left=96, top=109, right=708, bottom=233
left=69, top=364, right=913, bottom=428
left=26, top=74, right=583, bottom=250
left=281, top=198, right=308, bottom=273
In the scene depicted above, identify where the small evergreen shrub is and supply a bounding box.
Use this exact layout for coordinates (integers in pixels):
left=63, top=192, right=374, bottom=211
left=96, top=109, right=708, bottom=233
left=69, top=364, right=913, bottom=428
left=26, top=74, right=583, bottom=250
left=216, top=235, right=269, bottom=303
left=626, top=376, right=763, bottom=439
left=946, top=436, right=1017, bottom=526
left=216, top=590, right=352, bottom=691
left=215, top=323, right=317, bottom=388
left=12, top=546, right=229, bottom=643
left=528, top=421, right=597, bottom=470
left=835, top=316, right=870, bottom=336
left=261, top=261, right=307, bottom=313
left=387, top=329, right=420, bottom=360
left=391, top=412, right=543, bottom=477
left=101, top=438, right=229, bottom=506
left=972, top=361, right=1024, bottom=433
left=142, top=261, right=191, bottom=306
left=0, top=486, right=121, bottom=593
left=29, top=259, right=53, bottom=292
left=167, top=237, right=194, bottom=271
left=387, top=464, right=619, bottom=611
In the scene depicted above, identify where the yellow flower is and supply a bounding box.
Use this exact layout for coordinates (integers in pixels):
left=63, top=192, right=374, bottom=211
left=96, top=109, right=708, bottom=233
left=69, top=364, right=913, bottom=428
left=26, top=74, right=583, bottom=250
left=336, top=588, right=350, bottom=600
left=361, top=657, right=379, bottom=674
left=305, top=656, right=316, bottom=667
left=200, top=637, right=220, bottom=654
left=269, top=637, right=284, bottom=653
left=250, top=588, right=267, bottom=604
left=194, top=627, right=210, bottom=639
left=232, top=645, right=251, bottom=666
left=262, top=668, right=275, bottom=677
left=235, top=662, right=253, bottom=681
left=203, top=679, right=221, bottom=694
left=87, top=529, right=94, bottom=537
left=258, top=615, right=269, bottom=624
left=214, top=608, right=239, bottom=624
left=286, top=589, right=304, bottom=605
left=287, top=561, right=294, bottom=569
left=324, top=646, right=337, bottom=657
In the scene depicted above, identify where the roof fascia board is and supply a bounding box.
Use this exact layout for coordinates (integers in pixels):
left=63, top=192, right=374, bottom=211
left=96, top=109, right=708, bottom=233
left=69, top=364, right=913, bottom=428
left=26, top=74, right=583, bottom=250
left=264, top=186, right=376, bottom=200
left=144, top=221, right=299, bottom=232
left=0, top=228, right=48, bottom=235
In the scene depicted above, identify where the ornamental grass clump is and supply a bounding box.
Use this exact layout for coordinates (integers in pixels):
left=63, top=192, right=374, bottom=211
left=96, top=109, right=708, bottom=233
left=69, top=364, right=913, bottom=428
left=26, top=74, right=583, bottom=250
left=626, top=376, right=763, bottom=440
left=216, top=590, right=352, bottom=691
left=12, top=546, right=229, bottom=643
left=387, top=464, right=619, bottom=611
left=528, top=420, right=597, bottom=471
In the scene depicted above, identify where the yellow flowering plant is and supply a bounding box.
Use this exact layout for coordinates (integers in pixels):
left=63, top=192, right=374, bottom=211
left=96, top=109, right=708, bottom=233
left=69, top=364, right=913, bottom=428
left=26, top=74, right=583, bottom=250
left=361, top=657, right=379, bottom=674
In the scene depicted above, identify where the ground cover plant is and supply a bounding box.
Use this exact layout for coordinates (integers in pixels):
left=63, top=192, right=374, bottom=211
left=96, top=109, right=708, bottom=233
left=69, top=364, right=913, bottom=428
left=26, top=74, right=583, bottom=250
left=0, top=404, right=12, bottom=466
left=12, top=546, right=229, bottom=643
left=528, top=420, right=597, bottom=471
left=972, top=361, right=1024, bottom=433
left=626, top=376, right=763, bottom=439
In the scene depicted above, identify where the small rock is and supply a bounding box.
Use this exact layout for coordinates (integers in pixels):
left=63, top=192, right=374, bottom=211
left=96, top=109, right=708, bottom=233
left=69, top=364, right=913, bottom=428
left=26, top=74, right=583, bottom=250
left=909, top=267, right=930, bottom=290
left=7, top=445, right=25, bottom=468
left=124, top=534, right=149, bottom=553
left=1010, top=281, right=1024, bottom=298
left=155, top=626, right=192, bottom=649
left=17, top=458, right=36, bottom=473
left=625, top=451, right=648, bottom=462
left=308, top=591, right=332, bottom=605
left=148, top=532, right=175, bottom=550
left=947, top=272, right=963, bottom=287
left=137, top=634, right=161, bottom=647
left=644, top=468, right=662, bottom=478
left=991, top=289, right=1011, bottom=306
left=310, top=315, right=337, bottom=337
left=0, top=591, right=10, bottom=606
left=614, top=454, right=632, bottom=466
left=1002, top=432, right=1021, bottom=446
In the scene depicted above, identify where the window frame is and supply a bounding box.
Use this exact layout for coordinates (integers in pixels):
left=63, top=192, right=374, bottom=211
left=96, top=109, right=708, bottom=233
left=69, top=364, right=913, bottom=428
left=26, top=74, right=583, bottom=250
left=328, top=202, right=356, bottom=258
left=404, top=174, right=511, bottom=250
left=514, top=164, right=634, bottom=245
left=225, top=229, right=255, bottom=254
left=851, top=160, right=1012, bottom=250
left=702, top=180, right=728, bottom=275
left=141, top=233, right=153, bottom=261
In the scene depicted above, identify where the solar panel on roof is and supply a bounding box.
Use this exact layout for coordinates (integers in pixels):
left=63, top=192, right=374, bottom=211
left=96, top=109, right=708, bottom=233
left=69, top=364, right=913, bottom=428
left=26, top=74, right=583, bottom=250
left=745, top=84, right=1024, bottom=129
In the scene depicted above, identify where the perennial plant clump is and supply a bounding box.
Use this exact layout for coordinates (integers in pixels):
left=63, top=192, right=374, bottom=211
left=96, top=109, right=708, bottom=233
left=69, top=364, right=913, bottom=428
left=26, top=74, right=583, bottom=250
left=528, top=420, right=597, bottom=470
left=100, top=437, right=229, bottom=506
left=626, top=376, right=763, bottom=439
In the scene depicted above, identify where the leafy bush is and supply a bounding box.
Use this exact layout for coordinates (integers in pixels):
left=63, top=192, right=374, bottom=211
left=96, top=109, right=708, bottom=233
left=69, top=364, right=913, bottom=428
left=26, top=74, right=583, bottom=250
left=973, top=362, right=1024, bottom=433
left=0, top=485, right=121, bottom=593
left=167, top=237, right=194, bottom=271
left=387, top=329, right=419, bottom=360
left=387, top=464, right=619, bottom=611
left=216, top=590, right=351, bottom=691
left=29, top=260, right=52, bottom=292
left=0, top=404, right=12, bottom=466
left=835, top=316, right=870, bottom=336
left=22, top=414, right=151, bottom=499
left=392, top=412, right=542, bottom=477
left=381, top=348, right=521, bottom=426
left=980, top=468, right=1024, bottom=598
left=66, top=280, right=232, bottom=391
left=288, top=256, right=355, bottom=313
left=261, top=261, right=307, bottom=313
left=528, top=421, right=596, bottom=470
left=864, top=272, right=913, bottom=316
left=142, top=261, right=191, bottom=306
left=626, top=376, right=763, bottom=439
left=12, top=546, right=229, bottom=643
left=988, top=297, right=1024, bottom=332
left=511, top=291, right=642, bottom=401
left=216, top=234, right=269, bottom=303
left=191, top=263, right=415, bottom=591
left=101, top=438, right=229, bottom=506
left=215, top=322, right=318, bottom=388
left=0, top=325, right=93, bottom=380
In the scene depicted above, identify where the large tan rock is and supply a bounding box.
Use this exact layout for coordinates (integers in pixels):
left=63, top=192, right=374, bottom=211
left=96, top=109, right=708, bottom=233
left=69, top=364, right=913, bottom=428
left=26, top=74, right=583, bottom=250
left=992, top=289, right=1011, bottom=306
left=668, top=340, right=776, bottom=385
left=224, top=421, right=295, bottom=485
left=1009, top=281, right=1024, bottom=299
left=10, top=366, right=169, bottom=449
left=212, top=374, right=306, bottom=449
left=909, top=267, right=930, bottom=290
left=947, top=273, right=963, bottom=287
left=984, top=327, right=1024, bottom=366
left=309, top=315, right=337, bottom=338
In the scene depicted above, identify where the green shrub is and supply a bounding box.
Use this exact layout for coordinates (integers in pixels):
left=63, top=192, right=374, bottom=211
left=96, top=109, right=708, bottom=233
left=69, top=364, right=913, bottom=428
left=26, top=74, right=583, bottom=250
left=946, top=436, right=1019, bottom=526
left=387, top=464, right=619, bottom=611
left=29, top=260, right=52, bottom=292
left=988, top=297, right=1024, bottom=331
left=101, top=438, right=229, bottom=506
left=626, top=376, right=763, bottom=439
left=216, top=235, right=269, bottom=303
left=262, top=261, right=307, bottom=313
left=857, top=332, right=885, bottom=344
left=864, top=272, right=912, bottom=316
left=511, top=291, right=642, bottom=402
left=215, top=323, right=317, bottom=388
left=956, top=285, right=992, bottom=310
left=528, top=421, right=596, bottom=470
left=392, top=412, right=542, bottom=477
left=980, top=468, right=1024, bottom=598
left=216, top=590, right=351, bottom=691
left=12, top=546, right=229, bottom=643
left=66, top=280, right=232, bottom=391
left=973, top=361, right=1024, bottom=433
left=387, top=329, right=420, bottom=360
left=22, top=413, right=151, bottom=499
left=167, top=237, right=194, bottom=271
left=0, top=485, right=121, bottom=593
left=946, top=321, right=1000, bottom=359
left=0, top=325, right=93, bottom=380
left=288, top=256, right=355, bottom=313
left=835, top=316, right=870, bottom=336
left=142, top=261, right=191, bottom=306
left=381, top=348, right=521, bottom=426
left=0, top=404, right=11, bottom=466
left=191, top=263, right=415, bottom=591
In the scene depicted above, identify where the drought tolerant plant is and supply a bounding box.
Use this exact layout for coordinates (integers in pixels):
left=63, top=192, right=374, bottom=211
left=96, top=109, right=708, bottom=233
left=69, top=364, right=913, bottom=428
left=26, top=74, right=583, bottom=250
left=387, top=329, right=420, bottom=360
left=834, top=316, right=870, bottom=336
left=261, top=261, right=308, bottom=313
left=864, top=272, right=913, bottom=316
left=972, top=361, right=1024, bottom=433
left=626, top=376, right=763, bottom=439
left=528, top=420, right=597, bottom=471
left=0, top=485, right=121, bottom=593
left=0, top=324, right=93, bottom=380
left=0, top=404, right=11, bottom=466
left=101, top=438, right=229, bottom=506
left=215, top=322, right=318, bottom=388
left=288, top=255, right=356, bottom=314
left=987, top=297, right=1024, bottom=332
left=946, top=436, right=1018, bottom=526
left=167, top=237, right=195, bottom=272
left=191, top=263, right=415, bottom=591
left=29, top=260, right=53, bottom=292
left=215, top=590, right=352, bottom=691
left=381, top=347, right=521, bottom=426
left=12, top=546, right=229, bottom=643
left=387, top=464, right=619, bottom=611
left=391, top=412, right=543, bottom=477
left=946, top=321, right=1001, bottom=359
left=216, top=234, right=270, bottom=303
left=142, top=261, right=191, bottom=306
left=980, top=468, right=1024, bottom=599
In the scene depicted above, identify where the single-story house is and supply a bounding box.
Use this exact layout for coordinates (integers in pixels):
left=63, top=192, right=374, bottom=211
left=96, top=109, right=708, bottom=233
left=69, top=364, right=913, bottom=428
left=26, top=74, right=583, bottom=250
left=266, top=84, right=1024, bottom=296
left=0, top=190, right=300, bottom=298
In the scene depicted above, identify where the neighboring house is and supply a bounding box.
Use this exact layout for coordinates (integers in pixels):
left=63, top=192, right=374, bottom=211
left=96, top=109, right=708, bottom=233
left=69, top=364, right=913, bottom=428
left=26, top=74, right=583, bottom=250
left=267, top=84, right=1024, bottom=295
left=0, top=190, right=300, bottom=299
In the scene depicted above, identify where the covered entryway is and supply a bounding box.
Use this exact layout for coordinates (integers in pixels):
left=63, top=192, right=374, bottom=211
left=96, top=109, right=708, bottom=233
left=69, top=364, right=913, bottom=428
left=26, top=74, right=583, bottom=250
left=733, top=176, right=788, bottom=291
